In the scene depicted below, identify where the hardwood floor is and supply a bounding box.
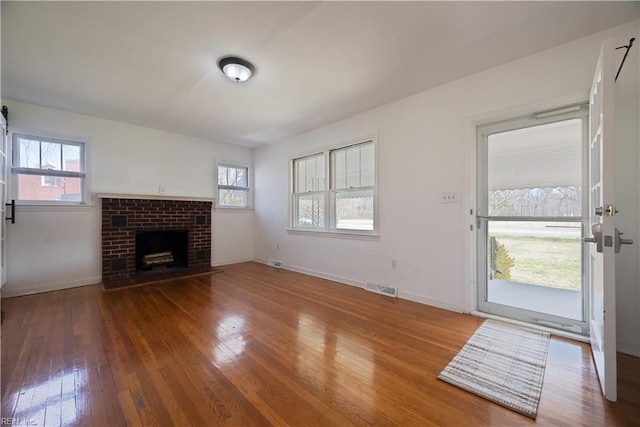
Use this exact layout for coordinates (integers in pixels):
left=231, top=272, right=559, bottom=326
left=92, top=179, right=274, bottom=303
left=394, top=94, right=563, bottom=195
left=1, top=262, right=639, bottom=426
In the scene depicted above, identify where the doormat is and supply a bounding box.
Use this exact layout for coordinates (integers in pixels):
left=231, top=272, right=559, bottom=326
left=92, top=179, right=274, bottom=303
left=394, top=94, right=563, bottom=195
left=438, top=320, right=550, bottom=419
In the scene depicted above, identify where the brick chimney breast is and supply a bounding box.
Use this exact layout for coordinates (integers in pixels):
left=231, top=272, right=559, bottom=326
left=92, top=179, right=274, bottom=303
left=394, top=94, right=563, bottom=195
left=100, top=195, right=212, bottom=288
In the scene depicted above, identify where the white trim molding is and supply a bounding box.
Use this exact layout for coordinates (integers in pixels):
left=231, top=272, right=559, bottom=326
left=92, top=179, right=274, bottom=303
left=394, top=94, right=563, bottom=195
left=96, top=192, right=214, bottom=203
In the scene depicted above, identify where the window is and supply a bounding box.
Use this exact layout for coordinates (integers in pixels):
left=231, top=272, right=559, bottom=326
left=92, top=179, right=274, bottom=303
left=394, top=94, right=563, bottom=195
left=293, top=153, right=325, bottom=228
left=291, top=138, right=376, bottom=234
left=12, top=133, right=86, bottom=204
left=331, top=142, right=375, bottom=230
left=217, top=164, right=250, bottom=208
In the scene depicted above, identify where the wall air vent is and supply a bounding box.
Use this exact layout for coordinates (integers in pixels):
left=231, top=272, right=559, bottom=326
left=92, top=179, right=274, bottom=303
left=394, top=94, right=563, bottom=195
left=267, top=259, right=283, bottom=269
left=364, top=282, right=398, bottom=298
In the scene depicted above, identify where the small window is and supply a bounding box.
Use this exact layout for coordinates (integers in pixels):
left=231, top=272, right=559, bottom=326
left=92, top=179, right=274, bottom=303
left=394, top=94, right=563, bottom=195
left=217, top=164, right=250, bottom=208
left=12, top=133, right=86, bottom=204
left=291, top=138, right=376, bottom=234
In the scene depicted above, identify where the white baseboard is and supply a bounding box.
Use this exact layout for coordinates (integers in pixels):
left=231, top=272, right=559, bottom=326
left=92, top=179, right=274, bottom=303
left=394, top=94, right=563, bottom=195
left=1, top=276, right=101, bottom=298
left=399, top=290, right=466, bottom=313
left=618, top=341, right=640, bottom=357
left=280, top=263, right=366, bottom=289
left=212, top=257, right=254, bottom=267
left=256, top=258, right=465, bottom=313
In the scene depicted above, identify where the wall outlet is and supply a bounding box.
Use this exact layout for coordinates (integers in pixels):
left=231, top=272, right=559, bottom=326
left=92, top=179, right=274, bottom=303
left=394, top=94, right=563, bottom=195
left=159, top=185, right=165, bottom=194
left=392, top=260, right=397, bottom=269
left=441, top=192, right=458, bottom=204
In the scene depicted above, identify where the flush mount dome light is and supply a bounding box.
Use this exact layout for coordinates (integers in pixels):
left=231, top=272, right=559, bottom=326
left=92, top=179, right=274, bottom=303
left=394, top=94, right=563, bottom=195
left=218, top=56, right=255, bottom=83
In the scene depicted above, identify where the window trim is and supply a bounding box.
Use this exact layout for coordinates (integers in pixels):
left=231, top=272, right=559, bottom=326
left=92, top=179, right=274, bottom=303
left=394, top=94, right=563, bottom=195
left=11, top=132, right=87, bottom=206
left=216, top=161, right=252, bottom=210
left=289, top=135, right=379, bottom=237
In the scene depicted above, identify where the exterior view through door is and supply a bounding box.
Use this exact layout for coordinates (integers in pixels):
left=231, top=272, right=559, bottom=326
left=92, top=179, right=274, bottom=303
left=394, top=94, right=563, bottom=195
left=477, top=105, right=589, bottom=335
left=476, top=39, right=634, bottom=402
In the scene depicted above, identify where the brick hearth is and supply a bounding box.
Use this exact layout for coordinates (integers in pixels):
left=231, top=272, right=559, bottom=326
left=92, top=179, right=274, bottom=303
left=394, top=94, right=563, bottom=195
left=100, top=195, right=212, bottom=289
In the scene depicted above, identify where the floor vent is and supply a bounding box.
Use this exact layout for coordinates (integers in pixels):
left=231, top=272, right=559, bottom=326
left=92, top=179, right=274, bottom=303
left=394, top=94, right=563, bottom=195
left=364, top=282, right=398, bottom=298
left=267, top=259, right=283, bottom=268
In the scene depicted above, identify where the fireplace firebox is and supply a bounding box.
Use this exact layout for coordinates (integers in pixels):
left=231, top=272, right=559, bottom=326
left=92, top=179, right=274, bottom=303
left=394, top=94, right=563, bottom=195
left=136, top=230, right=188, bottom=271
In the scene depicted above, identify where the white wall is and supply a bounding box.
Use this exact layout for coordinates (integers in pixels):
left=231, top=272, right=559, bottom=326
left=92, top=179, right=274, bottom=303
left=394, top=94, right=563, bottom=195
left=212, top=210, right=254, bottom=266
left=1, top=100, right=254, bottom=297
left=253, top=21, right=640, bottom=354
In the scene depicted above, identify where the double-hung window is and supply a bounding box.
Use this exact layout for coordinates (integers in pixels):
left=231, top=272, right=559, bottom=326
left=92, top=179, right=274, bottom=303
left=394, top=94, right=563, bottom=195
left=292, top=138, right=376, bottom=234
left=217, top=164, right=250, bottom=208
left=12, top=133, right=86, bottom=204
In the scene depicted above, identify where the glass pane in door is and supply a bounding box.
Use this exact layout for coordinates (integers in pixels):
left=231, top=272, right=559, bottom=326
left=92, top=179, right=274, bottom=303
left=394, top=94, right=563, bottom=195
left=486, top=220, right=583, bottom=320
left=488, top=120, right=583, bottom=214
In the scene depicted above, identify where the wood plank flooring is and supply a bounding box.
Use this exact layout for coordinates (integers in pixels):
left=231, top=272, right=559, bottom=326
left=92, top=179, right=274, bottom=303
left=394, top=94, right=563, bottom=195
left=1, top=261, right=639, bottom=426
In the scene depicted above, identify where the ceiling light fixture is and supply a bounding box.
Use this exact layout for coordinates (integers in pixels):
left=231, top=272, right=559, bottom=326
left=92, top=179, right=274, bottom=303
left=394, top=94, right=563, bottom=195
left=218, top=56, right=255, bottom=83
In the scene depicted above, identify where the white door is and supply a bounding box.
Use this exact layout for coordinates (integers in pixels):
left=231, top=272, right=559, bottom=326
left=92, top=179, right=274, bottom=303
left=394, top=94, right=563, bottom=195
left=0, top=112, right=7, bottom=287
left=585, top=38, right=617, bottom=402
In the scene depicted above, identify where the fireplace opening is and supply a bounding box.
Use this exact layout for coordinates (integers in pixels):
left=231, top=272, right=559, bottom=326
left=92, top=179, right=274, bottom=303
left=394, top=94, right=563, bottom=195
left=135, top=230, right=188, bottom=272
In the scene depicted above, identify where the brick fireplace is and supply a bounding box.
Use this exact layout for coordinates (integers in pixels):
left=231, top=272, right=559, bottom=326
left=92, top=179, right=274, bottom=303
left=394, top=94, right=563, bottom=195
left=99, top=194, right=213, bottom=289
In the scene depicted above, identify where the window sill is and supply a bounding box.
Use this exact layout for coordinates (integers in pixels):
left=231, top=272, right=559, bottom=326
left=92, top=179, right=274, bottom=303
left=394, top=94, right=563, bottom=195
left=15, top=203, right=95, bottom=212
left=287, top=228, right=380, bottom=241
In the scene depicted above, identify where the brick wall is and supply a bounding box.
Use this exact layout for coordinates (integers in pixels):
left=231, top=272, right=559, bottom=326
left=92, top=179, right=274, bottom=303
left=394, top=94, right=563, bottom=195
left=101, top=197, right=212, bottom=288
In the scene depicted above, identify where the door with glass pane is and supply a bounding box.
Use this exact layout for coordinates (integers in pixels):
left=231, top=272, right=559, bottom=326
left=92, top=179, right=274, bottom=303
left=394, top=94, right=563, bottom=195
left=477, top=106, right=589, bottom=335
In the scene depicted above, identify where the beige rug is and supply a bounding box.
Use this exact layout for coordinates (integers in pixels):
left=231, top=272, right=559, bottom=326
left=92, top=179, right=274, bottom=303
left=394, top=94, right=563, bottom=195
left=438, top=320, right=550, bottom=419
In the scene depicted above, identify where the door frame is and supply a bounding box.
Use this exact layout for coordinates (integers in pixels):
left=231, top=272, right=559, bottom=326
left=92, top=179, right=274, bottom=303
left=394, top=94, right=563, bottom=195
left=463, top=95, right=590, bottom=328
left=474, top=106, right=589, bottom=335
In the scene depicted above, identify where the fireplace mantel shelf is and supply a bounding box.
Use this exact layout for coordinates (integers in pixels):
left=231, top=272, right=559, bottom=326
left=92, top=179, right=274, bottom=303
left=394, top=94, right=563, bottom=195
left=96, top=192, right=214, bottom=203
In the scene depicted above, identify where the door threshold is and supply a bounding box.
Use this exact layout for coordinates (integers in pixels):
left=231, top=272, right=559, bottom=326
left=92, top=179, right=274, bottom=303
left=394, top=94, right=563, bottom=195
left=470, top=311, right=589, bottom=343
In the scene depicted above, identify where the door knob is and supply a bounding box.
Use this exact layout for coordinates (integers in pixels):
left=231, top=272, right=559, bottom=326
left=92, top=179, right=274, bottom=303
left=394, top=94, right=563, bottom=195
left=615, top=228, right=634, bottom=253
left=583, top=223, right=603, bottom=252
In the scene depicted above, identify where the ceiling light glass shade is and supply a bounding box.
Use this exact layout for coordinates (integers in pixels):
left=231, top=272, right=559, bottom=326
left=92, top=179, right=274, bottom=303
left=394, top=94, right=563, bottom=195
left=218, top=56, right=256, bottom=83
left=222, top=63, right=252, bottom=82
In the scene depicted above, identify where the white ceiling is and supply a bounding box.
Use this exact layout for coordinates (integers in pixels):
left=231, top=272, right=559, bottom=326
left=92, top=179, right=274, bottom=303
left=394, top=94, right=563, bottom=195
left=2, top=1, right=638, bottom=149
